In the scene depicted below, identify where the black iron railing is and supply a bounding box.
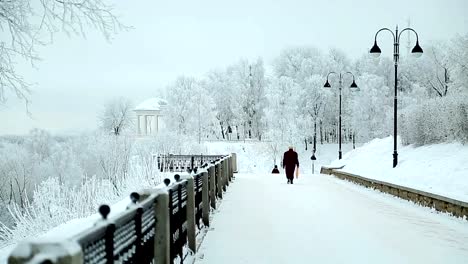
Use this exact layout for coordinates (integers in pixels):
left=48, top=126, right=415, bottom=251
left=8, top=154, right=237, bottom=264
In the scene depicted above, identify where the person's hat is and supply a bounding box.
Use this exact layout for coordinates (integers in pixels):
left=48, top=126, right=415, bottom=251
left=288, top=146, right=293, bottom=149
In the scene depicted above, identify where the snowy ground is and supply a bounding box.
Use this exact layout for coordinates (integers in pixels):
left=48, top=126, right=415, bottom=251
left=330, top=137, right=468, bottom=202
left=195, top=172, right=468, bottom=264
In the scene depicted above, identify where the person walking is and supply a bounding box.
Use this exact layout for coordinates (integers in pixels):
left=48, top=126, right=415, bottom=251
left=283, top=146, right=299, bottom=184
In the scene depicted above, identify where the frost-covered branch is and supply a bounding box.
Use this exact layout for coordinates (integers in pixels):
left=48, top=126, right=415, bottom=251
left=0, top=0, right=125, bottom=105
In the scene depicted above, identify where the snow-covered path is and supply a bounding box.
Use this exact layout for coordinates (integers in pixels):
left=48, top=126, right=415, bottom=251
left=195, top=172, right=468, bottom=264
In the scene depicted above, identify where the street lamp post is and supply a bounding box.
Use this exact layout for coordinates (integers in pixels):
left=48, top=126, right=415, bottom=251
left=370, top=25, right=423, bottom=168
left=324, top=72, right=358, bottom=160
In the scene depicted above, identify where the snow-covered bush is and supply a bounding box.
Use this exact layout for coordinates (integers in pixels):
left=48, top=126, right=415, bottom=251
left=400, top=92, right=468, bottom=145
left=0, top=131, right=167, bottom=247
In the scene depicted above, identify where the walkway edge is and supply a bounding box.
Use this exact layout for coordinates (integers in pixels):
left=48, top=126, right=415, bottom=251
left=320, top=166, right=468, bottom=220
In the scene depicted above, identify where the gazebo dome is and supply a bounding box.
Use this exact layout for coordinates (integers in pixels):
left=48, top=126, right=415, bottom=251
left=134, top=98, right=168, bottom=111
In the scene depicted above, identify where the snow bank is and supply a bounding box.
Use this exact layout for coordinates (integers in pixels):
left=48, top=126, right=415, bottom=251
left=330, top=137, right=468, bottom=202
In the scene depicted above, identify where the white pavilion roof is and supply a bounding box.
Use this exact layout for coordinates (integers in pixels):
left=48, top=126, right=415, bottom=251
left=134, top=98, right=168, bottom=111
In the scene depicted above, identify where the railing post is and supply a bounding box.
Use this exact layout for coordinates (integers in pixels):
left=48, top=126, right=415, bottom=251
left=231, top=153, right=238, bottom=173
left=221, top=158, right=227, bottom=191
left=228, top=155, right=233, bottom=181
left=201, top=171, right=210, bottom=226
left=154, top=191, right=170, bottom=264
left=224, top=158, right=229, bottom=187
left=130, top=192, right=144, bottom=263
left=209, top=165, right=216, bottom=209
left=216, top=162, right=223, bottom=199
left=226, top=156, right=230, bottom=182
left=104, top=223, right=115, bottom=264
left=185, top=177, right=197, bottom=253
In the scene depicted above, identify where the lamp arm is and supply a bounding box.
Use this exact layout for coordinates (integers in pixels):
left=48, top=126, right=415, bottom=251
left=374, top=28, right=396, bottom=42
left=326, top=71, right=337, bottom=80
left=398, top=28, right=419, bottom=43
left=344, top=71, right=356, bottom=81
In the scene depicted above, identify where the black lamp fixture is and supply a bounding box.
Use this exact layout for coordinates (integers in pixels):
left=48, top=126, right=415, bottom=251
left=411, top=40, right=423, bottom=58
left=370, top=40, right=382, bottom=58
left=350, top=79, right=358, bottom=90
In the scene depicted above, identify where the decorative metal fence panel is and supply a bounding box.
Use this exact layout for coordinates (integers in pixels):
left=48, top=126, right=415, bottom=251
left=77, top=224, right=109, bottom=264
left=168, top=181, right=188, bottom=262
left=75, top=195, right=157, bottom=264
left=113, top=209, right=139, bottom=263
left=194, top=173, right=203, bottom=229
left=140, top=199, right=156, bottom=264
left=156, top=155, right=225, bottom=172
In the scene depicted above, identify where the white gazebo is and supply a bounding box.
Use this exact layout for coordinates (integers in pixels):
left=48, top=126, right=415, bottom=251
left=134, top=98, right=167, bottom=136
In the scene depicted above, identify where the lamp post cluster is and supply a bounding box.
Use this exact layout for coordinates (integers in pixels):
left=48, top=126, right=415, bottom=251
left=317, top=25, right=422, bottom=167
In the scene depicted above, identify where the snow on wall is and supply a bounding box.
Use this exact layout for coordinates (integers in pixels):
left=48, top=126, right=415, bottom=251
left=331, top=137, right=468, bottom=202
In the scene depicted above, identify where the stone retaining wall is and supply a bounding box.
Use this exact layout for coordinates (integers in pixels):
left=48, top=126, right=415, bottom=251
left=320, top=166, right=468, bottom=220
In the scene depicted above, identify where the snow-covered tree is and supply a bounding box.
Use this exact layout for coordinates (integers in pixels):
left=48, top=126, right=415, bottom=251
left=349, top=73, right=393, bottom=142
left=205, top=70, right=237, bottom=140
left=165, top=76, right=217, bottom=142
left=273, top=46, right=326, bottom=83
left=226, top=58, right=267, bottom=140
left=165, top=76, right=198, bottom=135
left=299, top=74, right=331, bottom=151
left=99, top=97, right=134, bottom=136
left=447, top=33, right=468, bottom=94
left=265, top=76, right=301, bottom=161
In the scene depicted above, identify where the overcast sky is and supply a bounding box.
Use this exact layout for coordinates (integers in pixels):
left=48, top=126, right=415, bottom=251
left=1, top=0, right=467, bottom=135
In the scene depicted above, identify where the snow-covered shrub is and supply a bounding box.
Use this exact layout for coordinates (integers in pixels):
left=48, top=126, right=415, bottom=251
left=0, top=133, right=165, bottom=247
left=400, top=92, right=468, bottom=145
left=94, top=135, right=134, bottom=195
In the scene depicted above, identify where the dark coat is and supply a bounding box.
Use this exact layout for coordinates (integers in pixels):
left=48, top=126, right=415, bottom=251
left=283, top=149, right=299, bottom=179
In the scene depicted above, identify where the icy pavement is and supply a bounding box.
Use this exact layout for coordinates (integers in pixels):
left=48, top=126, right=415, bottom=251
left=194, top=172, right=468, bottom=264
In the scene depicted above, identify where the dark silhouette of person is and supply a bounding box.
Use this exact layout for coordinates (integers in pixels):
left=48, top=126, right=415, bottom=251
left=271, top=165, right=280, bottom=174
left=283, top=146, right=299, bottom=184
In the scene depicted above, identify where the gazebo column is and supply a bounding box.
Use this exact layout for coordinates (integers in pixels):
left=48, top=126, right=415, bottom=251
left=151, top=115, right=157, bottom=135
left=142, top=115, right=147, bottom=135
left=156, top=115, right=159, bottom=132
left=137, top=115, right=141, bottom=135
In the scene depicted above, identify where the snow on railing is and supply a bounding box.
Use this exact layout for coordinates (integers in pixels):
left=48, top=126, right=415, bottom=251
left=7, top=154, right=237, bottom=264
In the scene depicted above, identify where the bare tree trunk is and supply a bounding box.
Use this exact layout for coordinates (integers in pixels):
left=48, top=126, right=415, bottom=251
left=220, top=122, right=225, bottom=140
left=314, top=119, right=317, bottom=152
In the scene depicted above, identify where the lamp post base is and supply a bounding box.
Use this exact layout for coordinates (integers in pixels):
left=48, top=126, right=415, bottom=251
left=393, top=151, right=398, bottom=168
left=339, top=151, right=342, bottom=160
